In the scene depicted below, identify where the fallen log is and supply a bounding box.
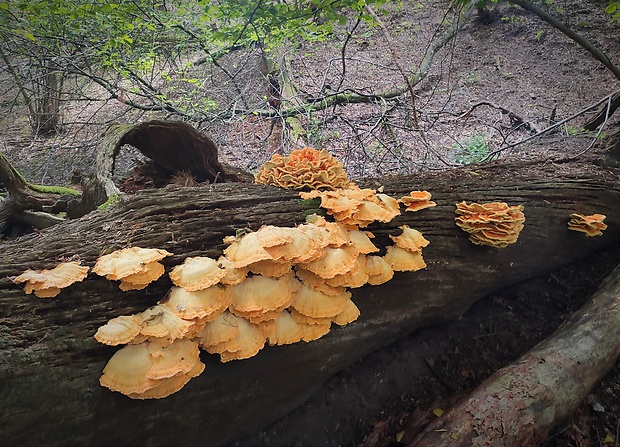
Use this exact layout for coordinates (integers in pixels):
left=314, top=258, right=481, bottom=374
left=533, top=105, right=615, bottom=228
left=408, top=265, right=620, bottom=447
left=0, top=156, right=618, bottom=446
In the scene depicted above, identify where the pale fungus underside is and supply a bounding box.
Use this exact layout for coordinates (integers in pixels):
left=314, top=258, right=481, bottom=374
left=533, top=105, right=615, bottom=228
left=13, top=261, right=89, bottom=298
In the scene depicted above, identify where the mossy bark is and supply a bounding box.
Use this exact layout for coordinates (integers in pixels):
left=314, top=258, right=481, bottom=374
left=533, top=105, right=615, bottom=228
left=0, top=157, right=619, bottom=446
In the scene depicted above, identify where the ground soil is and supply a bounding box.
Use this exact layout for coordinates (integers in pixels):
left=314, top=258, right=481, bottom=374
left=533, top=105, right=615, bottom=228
left=1, top=0, right=619, bottom=446
left=230, top=247, right=620, bottom=447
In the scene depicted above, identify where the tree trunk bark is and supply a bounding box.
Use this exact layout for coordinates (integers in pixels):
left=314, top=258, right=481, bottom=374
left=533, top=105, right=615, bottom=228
left=0, top=157, right=618, bottom=446
left=408, top=265, right=620, bottom=447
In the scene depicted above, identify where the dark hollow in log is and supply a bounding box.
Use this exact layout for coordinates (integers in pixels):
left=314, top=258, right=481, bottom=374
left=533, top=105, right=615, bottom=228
left=117, top=120, right=234, bottom=183
left=408, top=266, right=620, bottom=446
left=0, top=157, right=618, bottom=446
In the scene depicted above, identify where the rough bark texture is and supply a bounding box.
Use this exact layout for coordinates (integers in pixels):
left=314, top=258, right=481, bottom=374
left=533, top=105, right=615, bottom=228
left=0, top=157, right=618, bottom=447
left=409, top=265, right=620, bottom=447
left=117, top=120, right=236, bottom=183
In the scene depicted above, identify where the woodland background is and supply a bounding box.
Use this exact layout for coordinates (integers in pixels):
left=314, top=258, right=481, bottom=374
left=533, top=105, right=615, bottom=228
left=0, top=0, right=619, bottom=445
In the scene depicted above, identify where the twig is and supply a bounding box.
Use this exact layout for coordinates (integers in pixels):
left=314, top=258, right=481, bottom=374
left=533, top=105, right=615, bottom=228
left=480, top=90, right=620, bottom=162
left=365, top=4, right=420, bottom=128
left=458, top=101, right=537, bottom=133
left=564, top=93, right=613, bottom=161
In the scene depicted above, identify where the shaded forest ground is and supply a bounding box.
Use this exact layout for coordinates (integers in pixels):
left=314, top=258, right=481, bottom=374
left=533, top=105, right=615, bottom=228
left=229, top=248, right=620, bottom=447
left=1, top=0, right=619, bottom=446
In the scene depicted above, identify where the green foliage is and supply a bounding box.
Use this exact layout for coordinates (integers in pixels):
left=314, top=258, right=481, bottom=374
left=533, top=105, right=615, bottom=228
left=606, top=1, right=620, bottom=22
left=0, top=0, right=389, bottom=122
left=452, top=135, right=489, bottom=165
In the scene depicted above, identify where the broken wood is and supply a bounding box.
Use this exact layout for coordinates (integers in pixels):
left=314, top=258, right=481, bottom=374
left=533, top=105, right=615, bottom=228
left=0, top=156, right=618, bottom=446
left=117, top=120, right=238, bottom=183
left=408, top=265, right=620, bottom=446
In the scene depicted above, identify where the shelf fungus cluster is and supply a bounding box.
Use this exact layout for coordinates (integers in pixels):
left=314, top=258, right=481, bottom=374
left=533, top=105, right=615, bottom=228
left=93, top=247, right=172, bottom=290
left=13, top=261, right=89, bottom=298
left=399, top=190, right=437, bottom=212
left=254, top=147, right=352, bottom=190
left=568, top=213, right=607, bottom=237
left=93, top=185, right=433, bottom=399
left=455, top=201, right=525, bottom=248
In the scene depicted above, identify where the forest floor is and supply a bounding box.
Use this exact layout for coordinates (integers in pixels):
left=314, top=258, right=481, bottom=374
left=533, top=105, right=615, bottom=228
left=1, top=0, right=619, bottom=446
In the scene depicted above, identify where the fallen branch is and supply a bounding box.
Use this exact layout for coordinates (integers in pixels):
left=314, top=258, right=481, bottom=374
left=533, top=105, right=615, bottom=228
left=458, top=100, right=538, bottom=133
left=408, top=266, right=620, bottom=446
left=480, top=90, right=620, bottom=161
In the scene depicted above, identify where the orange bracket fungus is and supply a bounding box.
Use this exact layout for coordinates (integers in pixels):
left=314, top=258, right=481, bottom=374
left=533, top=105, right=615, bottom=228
left=455, top=201, right=525, bottom=248
left=254, top=147, right=351, bottom=190
left=399, top=190, right=436, bottom=212
left=93, top=247, right=172, bottom=290
left=89, top=153, right=438, bottom=399
left=300, top=186, right=400, bottom=228
left=13, top=261, right=89, bottom=298
left=169, top=256, right=227, bottom=291
left=568, top=213, right=608, bottom=237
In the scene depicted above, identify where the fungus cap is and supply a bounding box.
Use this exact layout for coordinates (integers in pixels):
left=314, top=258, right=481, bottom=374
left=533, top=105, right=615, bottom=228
left=384, top=246, right=427, bottom=272
left=119, top=261, right=166, bottom=291
left=568, top=213, right=607, bottom=237
left=230, top=274, right=295, bottom=315
left=161, top=285, right=232, bottom=320
left=223, top=232, right=274, bottom=268
left=365, top=256, right=394, bottom=285
left=399, top=191, right=436, bottom=212
left=129, top=360, right=205, bottom=400
left=14, top=261, right=89, bottom=298
left=216, top=317, right=266, bottom=362
left=95, top=315, right=143, bottom=346
left=145, top=339, right=201, bottom=380
left=332, top=299, right=360, bottom=326
left=93, top=247, right=172, bottom=280
left=138, top=305, right=193, bottom=341
left=259, top=310, right=304, bottom=346
left=217, top=257, right=249, bottom=286
left=455, top=201, right=525, bottom=248
left=291, top=283, right=352, bottom=318
left=99, top=343, right=159, bottom=395
left=195, top=311, right=239, bottom=348
left=390, top=225, right=430, bottom=253
left=254, top=147, right=351, bottom=190
left=299, top=322, right=331, bottom=342
left=299, top=246, right=358, bottom=279
left=169, top=257, right=227, bottom=291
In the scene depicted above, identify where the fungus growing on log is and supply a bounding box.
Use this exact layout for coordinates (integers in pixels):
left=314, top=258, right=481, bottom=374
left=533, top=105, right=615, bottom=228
left=399, top=190, right=436, bottom=212
left=160, top=285, right=232, bottom=321
left=568, top=213, right=608, bottom=237
left=93, top=247, right=172, bottom=290
left=99, top=339, right=204, bottom=399
left=95, top=315, right=142, bottom=346
left=86, top=156, right=434, bottom=399
left=455, top=201, right=525, bottom=248
left=169, top=257, right=227, bottom=291
left=300, top=187, right=400, bottom=227
left=254, top=147, right=351, bottom=190
left=13, top=261, right=89, bottom=298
